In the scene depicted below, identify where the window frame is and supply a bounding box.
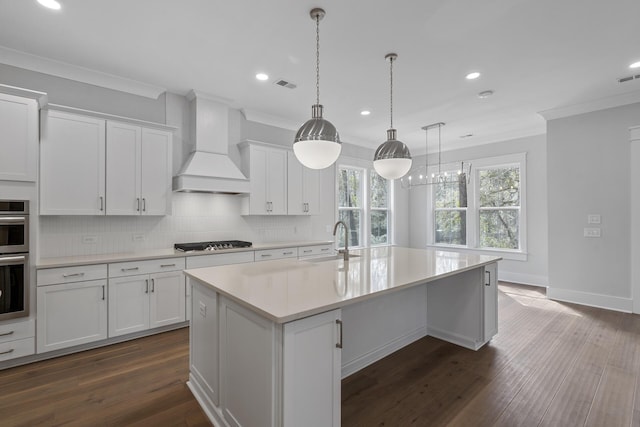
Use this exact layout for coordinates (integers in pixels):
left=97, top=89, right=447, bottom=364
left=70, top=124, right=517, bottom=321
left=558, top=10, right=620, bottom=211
left=427, top=153, right=527, bottom=261
left=336, top=159, right=394, bottom=249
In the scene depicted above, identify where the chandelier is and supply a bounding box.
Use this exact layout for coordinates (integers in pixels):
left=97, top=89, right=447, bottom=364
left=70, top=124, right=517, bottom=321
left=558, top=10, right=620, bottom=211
left=400, top=122, right=471, bottom=189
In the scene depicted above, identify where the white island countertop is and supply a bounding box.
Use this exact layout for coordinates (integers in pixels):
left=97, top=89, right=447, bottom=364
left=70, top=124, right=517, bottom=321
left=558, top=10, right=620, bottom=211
left=185, top=246, right=501, bottom=323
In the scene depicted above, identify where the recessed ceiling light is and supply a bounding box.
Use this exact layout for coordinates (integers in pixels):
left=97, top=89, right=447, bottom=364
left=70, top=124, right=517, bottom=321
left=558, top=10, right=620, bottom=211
left=630, top=61, right=640, bottom=69
left=255, top=73, right=269, bottom=81
left=466, top=72, right=481, bottom=80
left=478, top=90, right=494, bottom=99
left=360, top=110, right=371, bottom=116
left=37, top=0, right=61, bottom=10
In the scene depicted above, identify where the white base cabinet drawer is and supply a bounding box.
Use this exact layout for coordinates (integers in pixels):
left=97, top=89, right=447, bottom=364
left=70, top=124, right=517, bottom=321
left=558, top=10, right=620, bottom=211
left=109, top=257, right=185, bottom=278
left=298, top=245, right=333, bottom=258
left=186, top=251, right=254, bottom=269
left=254, top=247, right=297, bottom=262
left=0, top=337, right=35, bottom=362
left=37, top=264, right=108, bottom=286
left=0, top=318, right=35, bottom=344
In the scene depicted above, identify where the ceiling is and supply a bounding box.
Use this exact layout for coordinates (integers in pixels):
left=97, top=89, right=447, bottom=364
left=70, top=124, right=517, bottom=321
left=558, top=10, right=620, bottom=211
left=1, top=0, right=640, bottom=154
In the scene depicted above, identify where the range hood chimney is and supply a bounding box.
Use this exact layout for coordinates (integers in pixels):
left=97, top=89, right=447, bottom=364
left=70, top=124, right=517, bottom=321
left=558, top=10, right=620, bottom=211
left=173, top=91, right=250, bottom=194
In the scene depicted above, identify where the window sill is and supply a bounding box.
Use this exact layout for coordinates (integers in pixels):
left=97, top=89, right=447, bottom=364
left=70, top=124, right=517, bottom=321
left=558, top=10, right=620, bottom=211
left=425, top=244, right=528, bottom=262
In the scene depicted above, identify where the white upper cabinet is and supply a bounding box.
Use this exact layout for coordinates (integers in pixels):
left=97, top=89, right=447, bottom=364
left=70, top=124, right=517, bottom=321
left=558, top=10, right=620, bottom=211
left=40, top=110, right=106, bottom=215
left=40, top=108, right=172, bottom=216
left=106, top=122, right=172, bottom=216
left=240, top=142, right=288, bottom=215
left=0, top=92, right=38, bottom=182
left=287, top=151, right=321, bottom=215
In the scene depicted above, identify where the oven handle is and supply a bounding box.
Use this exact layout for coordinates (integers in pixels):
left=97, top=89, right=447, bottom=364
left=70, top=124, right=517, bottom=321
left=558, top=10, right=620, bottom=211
left=0, top=216, right=27, bottom=224
left=0, top=255, right=26, bottom=266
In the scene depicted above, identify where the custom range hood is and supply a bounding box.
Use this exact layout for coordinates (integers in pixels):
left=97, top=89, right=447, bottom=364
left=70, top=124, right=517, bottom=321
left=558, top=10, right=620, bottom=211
left=173, top=91, right=250, bottom=194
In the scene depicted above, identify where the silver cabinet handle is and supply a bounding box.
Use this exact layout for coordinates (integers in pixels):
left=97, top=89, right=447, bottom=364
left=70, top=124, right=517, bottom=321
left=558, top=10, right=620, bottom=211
left=0, top=349, right=14, bottom=355
left=160, top=264, right=176, bottom=268
left=145, top=279, right=149, bottom=294
left=336, top=319, right=343, bottom=349
left=261, top=254, right=272, bottom=258
left=283, top=251, right=294, bottom=255
left=137, top=198, right=140, bottom=212
left=99, top=196, right=104, bottom=211
left=142, top=198, right=146, bottom=212
left=151, top=278, right=155, bottom=293
left=0, top=331, right=14, bottom=337
left=303, top=250, right=312, bottom=253
left=101, top=285, right=105, bottom=300
left=485, top=270, right=491, bottom=286
left=121, top=267, right=139, bottom=272
left=321, top=248, right=330, bottom=252
left=63, top=272, right=85, bottom=278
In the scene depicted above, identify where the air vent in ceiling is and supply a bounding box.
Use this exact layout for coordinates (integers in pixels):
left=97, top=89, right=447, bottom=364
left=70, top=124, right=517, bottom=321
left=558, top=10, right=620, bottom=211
left=274, top=79, right=297, bottom=89
left=618, top=74, right=640, bottom=83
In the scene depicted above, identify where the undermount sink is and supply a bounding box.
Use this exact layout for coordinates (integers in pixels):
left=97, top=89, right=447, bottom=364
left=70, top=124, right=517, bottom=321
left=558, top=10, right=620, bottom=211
left=304, top=254, right=361, bottom=263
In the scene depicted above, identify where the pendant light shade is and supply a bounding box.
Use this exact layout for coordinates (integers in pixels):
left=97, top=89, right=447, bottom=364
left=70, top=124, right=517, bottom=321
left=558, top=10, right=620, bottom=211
left=294, top=8, right=342, bottom=170
left=374, top=53, right=412, bottom=180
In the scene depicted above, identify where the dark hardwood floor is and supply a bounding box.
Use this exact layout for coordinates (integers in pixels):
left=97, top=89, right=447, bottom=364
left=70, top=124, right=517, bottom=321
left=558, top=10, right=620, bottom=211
left=1, top=283, right=639, bottom=426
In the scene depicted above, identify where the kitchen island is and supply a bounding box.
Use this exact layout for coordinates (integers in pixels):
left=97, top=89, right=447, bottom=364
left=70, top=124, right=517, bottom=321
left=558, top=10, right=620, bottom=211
left=184, top=246, right=501, bottom=427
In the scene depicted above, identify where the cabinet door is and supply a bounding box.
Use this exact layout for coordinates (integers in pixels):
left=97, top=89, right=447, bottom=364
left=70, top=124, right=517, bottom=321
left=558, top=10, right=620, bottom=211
left=248, top=145, right=269, bottom=214
left=106, top=121, right=141, bottom=215
left=283, top=309, right=341, bottom=427
left=108, top=275, right=150, bottom=337
left=287, top=151, right=305, bottom=215
left=483, top=262, right=498, bottom=341
left=0, top=93, right=38, bottom=182
left=40, top=111, right=106, bottom=215
left=267, top=148, right=287, bottom=215
left=302, top=166, right=321, bottom=215
left=36, top=280, right=108, bottom=353
left=149, top=271, right=185, bottom=328
left=141, top=128, right=171, bottom=216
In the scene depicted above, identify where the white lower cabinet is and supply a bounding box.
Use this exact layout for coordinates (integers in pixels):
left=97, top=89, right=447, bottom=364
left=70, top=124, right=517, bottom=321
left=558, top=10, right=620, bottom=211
left=283, top=309, right=342, bottom=427
left=37, top=280, right=108, bottom=353
left=108, top=259, right=186, bottom=337
left=483, top=262, right=498, bottom=341
left=0, top=319, right=35, bottom=361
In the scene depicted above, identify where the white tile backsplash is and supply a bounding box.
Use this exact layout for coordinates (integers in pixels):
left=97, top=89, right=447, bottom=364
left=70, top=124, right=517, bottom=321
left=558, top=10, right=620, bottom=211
left=39, top=192, right=319, bottom=258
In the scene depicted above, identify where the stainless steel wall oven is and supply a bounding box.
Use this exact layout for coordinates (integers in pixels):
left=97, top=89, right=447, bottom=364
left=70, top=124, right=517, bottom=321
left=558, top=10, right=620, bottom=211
left=0, top=200, right=29, bottom=320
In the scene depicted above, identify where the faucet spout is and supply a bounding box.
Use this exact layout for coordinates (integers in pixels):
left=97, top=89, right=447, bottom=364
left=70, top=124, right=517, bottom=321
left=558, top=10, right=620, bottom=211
left=332, top=220, right=349, bottom=261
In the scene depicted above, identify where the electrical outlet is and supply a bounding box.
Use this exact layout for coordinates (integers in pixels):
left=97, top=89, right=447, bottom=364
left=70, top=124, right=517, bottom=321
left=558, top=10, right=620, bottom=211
left=584, top=227, right=601, bottom=238
left=82, top=235, right=98, bottom=244
left=587, top=214, right=601, bottom=224
left=132, top=234, right=145, bottom=242
left=199, top=301, right=207, bottom=317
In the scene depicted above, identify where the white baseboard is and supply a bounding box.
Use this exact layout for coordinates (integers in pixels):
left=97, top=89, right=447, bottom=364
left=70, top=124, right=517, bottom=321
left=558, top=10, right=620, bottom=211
left=547, top=286, right=633, bottom=313
left=499, top=271, right=549, bottom=287
left=341, top=326, right=427, bottom=379
left=187, top=377, right=226, bottom=427
left=427, top=326, right=483, bottom=351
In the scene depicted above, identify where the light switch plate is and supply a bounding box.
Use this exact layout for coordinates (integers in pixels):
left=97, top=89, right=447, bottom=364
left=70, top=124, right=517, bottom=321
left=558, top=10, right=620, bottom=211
left=587, top=214, right=601, bottom=224
left=132, top=234, right=145, bottom=242
left=82, top=235, right=98, bottom=244
left=584, top=227, right=601, bottom=238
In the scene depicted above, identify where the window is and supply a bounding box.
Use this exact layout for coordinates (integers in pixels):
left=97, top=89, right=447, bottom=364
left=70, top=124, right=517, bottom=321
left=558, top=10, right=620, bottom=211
left=337, top=165, right=392, bottom=248
left=428, top=153, right=526, bottom=257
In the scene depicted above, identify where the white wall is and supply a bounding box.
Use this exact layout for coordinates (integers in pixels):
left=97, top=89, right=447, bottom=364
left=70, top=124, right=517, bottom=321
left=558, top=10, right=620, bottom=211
left=407, top=134, right=548, bottom=286
left=547, top=102, right=640, bottom=312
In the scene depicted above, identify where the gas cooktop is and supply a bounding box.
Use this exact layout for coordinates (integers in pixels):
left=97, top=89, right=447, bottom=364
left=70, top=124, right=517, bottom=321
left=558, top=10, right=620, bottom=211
left=174, top=240, right=253, bottom=252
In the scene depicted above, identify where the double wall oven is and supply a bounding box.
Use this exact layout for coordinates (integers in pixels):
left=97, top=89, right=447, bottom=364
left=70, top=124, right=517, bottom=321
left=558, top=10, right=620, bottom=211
left=0, top=200, right=30, bottom=321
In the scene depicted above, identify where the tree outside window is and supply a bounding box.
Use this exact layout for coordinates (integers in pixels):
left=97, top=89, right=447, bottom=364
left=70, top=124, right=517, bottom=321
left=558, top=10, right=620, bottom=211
left=338, top=167, right=363, bottom=247
left=478, top=166, right=520, bottom=249
left=370, top=170, right=389, bottom=245
left=434, top=177, right=468, bottom=245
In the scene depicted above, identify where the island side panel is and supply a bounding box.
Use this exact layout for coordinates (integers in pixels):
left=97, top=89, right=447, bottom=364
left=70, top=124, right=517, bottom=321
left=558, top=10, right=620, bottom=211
left=190, top=280, right=219, bottom=406
left=426, top=266, right=487, bottom=350
left=341, top=284, right=428, bottom=378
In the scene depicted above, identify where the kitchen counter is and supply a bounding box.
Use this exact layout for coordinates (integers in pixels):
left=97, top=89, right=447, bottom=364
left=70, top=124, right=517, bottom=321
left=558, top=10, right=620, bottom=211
left=186, top=246, right=501, bottom=427
left=36, top=240, right=334, bottom=268
left=185, top=246, right=501, bottom=323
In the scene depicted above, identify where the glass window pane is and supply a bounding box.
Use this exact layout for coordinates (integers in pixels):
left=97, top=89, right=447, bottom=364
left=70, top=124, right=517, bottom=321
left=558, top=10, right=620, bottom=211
left=338, top=210, right=361, bottom=247
left=434, top=210, right=467, bottom=245
left=338, top=168, right=362, bottom=208
left=435, top=181, right=468, bottom=208
left=370, top=170, right=388, bottom=208
left=370, top=210, right=388, bottom=245
left=479, top=209, right=519, bottom=249
left=479, top=167, right=520, bottom=207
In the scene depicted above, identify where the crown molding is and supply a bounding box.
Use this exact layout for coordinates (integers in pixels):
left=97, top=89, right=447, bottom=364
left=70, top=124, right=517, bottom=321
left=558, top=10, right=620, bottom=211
left=539, top=89, right=640, bottom=121
left=0, top=83, right=48, bottom=107
left=0, top=45, right=166, bottom=99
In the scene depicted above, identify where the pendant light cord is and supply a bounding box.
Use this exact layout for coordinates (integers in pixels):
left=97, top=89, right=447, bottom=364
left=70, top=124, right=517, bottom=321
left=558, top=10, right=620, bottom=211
left=316, top=14, right=320, bottom=105
left=389, top=56, right=394, bottom=129
left=438, top=123, right=442, bottom=176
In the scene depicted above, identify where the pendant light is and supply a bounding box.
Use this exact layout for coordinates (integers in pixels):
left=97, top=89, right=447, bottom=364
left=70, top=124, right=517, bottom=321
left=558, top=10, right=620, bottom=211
left=293, top=8, right=342, bottom=170
left=373, top=53, right=412, bottom=180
